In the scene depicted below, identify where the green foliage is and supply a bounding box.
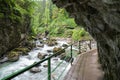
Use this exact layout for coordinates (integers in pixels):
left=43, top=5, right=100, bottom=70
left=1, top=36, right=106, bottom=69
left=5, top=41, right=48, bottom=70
left=72, top=29, right=80, bottom=41
left=29, top=0, right=90, bottom=40
left=0, top=0, right=91, bottom=41
left=0, top=0, right=90, bottom=41
left=72, top=28, right=87, bottom=41
left=0, top=13, right=4, bottom=18
left=0, top=0, right=35, bottom=24
left=79, top=29, right=86, bottom=37
left=31, top=0, right=77, bottom=36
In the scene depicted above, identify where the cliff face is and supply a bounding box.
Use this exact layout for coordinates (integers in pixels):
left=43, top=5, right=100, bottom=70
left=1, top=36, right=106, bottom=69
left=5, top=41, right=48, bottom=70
left=0, top=0, right=31, bottom=57
left=52, top=0, right=120, bottom=80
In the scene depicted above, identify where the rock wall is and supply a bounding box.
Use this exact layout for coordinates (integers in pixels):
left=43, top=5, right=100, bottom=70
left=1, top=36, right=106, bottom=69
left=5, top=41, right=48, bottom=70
left=0, top=0, right=31, bottom=57
left=52, top=0, right=120, bottom=80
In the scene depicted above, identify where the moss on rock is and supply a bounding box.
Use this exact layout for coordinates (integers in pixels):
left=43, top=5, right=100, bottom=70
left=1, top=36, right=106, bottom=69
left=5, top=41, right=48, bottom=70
left=53, top=47, right=65, bottom=56
left=46, top=38, right=58, bottom=46
left=7, top=51, right=20, bottom=62
left=14, top=47, right=30, bottom=55
left=0, top=0, right=34, bottom=57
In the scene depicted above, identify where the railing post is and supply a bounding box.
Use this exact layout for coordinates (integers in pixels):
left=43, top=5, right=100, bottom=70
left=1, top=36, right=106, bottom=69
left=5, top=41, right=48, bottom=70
left=48, top=58, right=51, bottom=80
left=88, top=39, right=92, bottom=50
left=71, top=45, right=73, bottom=65
left=79, top=41, right=81, bottom=54
left=89, top=39, right=92, bottom=50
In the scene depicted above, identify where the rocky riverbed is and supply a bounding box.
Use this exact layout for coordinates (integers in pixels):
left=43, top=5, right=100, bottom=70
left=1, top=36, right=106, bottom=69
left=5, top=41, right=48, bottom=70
left=0, top=38, right=77, bottom=80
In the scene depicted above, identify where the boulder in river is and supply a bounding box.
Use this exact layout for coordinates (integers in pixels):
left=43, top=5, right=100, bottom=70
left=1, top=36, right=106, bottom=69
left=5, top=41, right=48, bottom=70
left=62, top=44, right=68, bottom=48
left=14, top=47, right=30, bottom=55
left=53, top=47, right=65, bottom=56
left=46, top=39, right=58, bottom=46
left=7, top=51, right=20, bottom=62
left=59, top=53, right=74, bottom=62
left=30, top=67, right=41, bottom=73
left=37, top=52, right=47, bottom=60
left=43, top=64, right=48, bottom=68
left=23, top=40, right=36, bottom=50
left=53, top=58, right=58, bottom=61
left=0, top=57, right=8, bottom=63
left=37, top=44, right=44, bottom=47
left=47, top=50, right=53, bottom=53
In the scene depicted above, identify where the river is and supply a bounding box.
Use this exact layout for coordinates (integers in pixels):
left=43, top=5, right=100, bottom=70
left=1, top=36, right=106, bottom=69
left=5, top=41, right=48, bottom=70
left=0, top=39, right=78, bottom=80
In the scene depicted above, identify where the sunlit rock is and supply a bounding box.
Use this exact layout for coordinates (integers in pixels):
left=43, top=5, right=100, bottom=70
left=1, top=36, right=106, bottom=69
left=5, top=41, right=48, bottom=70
left=30, top=67, right=41, bottom=73
left=53, top=47, right=65, bottom=56
left=37, top=52, right=47, bottom=60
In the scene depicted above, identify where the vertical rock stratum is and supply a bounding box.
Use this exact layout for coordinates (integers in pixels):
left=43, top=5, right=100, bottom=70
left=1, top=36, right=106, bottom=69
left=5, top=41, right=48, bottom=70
left=0, top=0, right=31, bottom=57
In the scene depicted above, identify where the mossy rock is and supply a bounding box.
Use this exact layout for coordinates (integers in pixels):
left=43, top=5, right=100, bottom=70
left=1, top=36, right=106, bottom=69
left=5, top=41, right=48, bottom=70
left=31, top=36, right=37, bottom=40
left=47, top=50, right=53, bottom=53
left=43, top=64, right=48, bottom=68
left=37, top=44, right=44, bottom=47
left=7, top=51, right=20, bottom=62
left=46, top=39, right=58, bottom=46
left=59, top=53, right=73, bottom=62
left=14, top=47, right=30, bottom=55
left=22, top=41, right=36, bottom=49
left=0, top=13, right=4, bottom=18
left=37, top=52, right=47, bottom=60
left=65, top=30, right=73, bottom=38
left=50, top=38, right=57, bottom=41
left=53, top=47, right=65, bottom=56
left=62, top=44, right=68, bottom=48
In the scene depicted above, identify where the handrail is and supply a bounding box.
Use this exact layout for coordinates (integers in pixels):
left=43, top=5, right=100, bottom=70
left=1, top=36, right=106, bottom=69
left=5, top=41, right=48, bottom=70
left=1, top=41, right=78, bottom=80
left=42, top=49, right=73, bottom=80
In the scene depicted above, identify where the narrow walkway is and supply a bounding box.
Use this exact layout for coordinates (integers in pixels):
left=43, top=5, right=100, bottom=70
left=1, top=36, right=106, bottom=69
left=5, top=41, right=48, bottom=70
left=64, top=49, right=104, bottom=80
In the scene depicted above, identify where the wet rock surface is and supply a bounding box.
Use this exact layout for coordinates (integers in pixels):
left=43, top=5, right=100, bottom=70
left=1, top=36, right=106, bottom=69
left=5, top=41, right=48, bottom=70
left=43, top=64, right=48, bottom=68
left=47, top=50, right=53, bottom=53
left=62, top=44, right=69, bottom=48
left=0, top=57, right=8, bottom=63
left=52, top=0, right=120, bottom=79
left=53, top=47, right=65, bottom=56
left=7, top=51, right=20, bottom=62
left=37, top=52, right=47, bottom=60
left=0, top=0, right=36, bottom=59
left=14, top=47, right=30, bottom=55
left=46, top=39, right=58, bottom=46
left=30, top=67, right=41, bottom=73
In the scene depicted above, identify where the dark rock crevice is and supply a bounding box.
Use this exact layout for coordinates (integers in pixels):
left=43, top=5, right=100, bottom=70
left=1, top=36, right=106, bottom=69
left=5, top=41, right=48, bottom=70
left=52, top=0, right=120, bottom=80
